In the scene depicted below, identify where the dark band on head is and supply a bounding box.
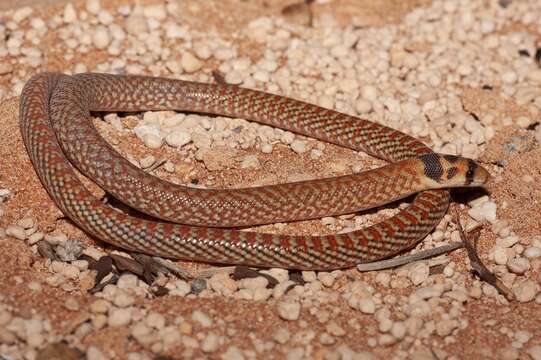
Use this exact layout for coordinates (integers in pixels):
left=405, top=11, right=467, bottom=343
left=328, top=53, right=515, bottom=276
left=447, top=166, right=458, bottom=180
left=419, top=153, right=443, bottom=182
left=443, top=154, right=459, bottom=163
left=465, top=160, right=477, bottom=185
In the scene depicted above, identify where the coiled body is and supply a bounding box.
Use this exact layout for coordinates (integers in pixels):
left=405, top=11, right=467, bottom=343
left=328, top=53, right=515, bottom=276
left=19, top=73, right=489, bottom=270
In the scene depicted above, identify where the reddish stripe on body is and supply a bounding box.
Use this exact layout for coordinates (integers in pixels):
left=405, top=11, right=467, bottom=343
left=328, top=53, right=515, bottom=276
left=401, top=211, right=420, bottom=225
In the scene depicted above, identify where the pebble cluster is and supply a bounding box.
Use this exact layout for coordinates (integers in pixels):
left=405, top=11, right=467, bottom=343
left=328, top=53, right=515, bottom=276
left=1, top=0, right=541, bottom=359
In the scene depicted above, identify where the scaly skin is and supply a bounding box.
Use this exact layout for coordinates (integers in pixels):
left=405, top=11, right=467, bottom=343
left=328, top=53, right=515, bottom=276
left=19, top=72, right=490, bottom=270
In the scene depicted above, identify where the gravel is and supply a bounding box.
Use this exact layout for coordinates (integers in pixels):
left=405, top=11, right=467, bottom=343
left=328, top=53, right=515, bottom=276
left=277, top=301, right=301, bottom=321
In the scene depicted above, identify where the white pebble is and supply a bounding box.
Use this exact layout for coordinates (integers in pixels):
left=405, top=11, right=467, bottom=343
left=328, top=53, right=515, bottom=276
left=524, top=247, right=541, bottom=259
left=201, top=332, right=220, bottom=353
left=277, top=301, right=301, bottom=320
left=507, top=258, right=530, bottom=275
left=357, top=298, right=376, bottom=314
left=436, top=319, right=458, bottom=337
left=146, top=312, right=165, bottom=329
left=408, top=263, right=429, bottom=286
left=12, top=7, right=33, bottom=22
left=192, top=310, right=213, bottom=327
left=527, top=346, right=541, bottom=360
left=290, top=140, right=308, bottom=154
left=5, top=225, right=26, bottom=240
left=391, top=322, right=406, bottom=340
left=86, top=346, right=107, bottom=360
left=143, top=4, right=167, bottom=20
left=92, top=26, right=111, bottom=49
left=86, top=0, right=101, bottom=14
left=494, top=247, right=508, bottom=265
left=108, top=308, right=132, bottom=327
left=513, top=280, right=537, bottom=303
left=63, top=3, right=77, bottom=23
left=502, top=71, right=518, bottom=84
left=356, top=99, right=372, bottom=114
left=468, top=201, right=497, bottom=222
left=361, top=85, right=378, bottom=101
left=165, top=131, right=191, bottom=148
left=240, top=155, right=260, bottom=169
left=181, top=52, right=202, bottom=73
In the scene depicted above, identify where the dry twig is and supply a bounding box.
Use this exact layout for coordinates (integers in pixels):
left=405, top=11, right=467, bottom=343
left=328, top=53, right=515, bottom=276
left=453, top=207, right=513, bottom=301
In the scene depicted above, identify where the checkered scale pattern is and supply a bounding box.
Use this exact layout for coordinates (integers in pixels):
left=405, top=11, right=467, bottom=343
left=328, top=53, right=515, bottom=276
left=20, top=72, right=453, bottom=270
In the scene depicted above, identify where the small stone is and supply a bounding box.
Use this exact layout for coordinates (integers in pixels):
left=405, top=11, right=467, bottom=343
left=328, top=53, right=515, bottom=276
left=139, top=155, right=156, bottom=169
left=361, top=85, right=378, bottom=101
left=468, top=201, right=497, bottom=222
left=208, top=272, right=237, bottom=295
left=192, top=310, right=213, bottom=327
left=142, top=133, right=163, bottom=149
left=494, top=247, right=508, bottom=265
left=319, top=332, right=335, bottom=345
left=146, top=312, right=166, bottom=329
left=170, top=280, right=190, bottom=296
left=44, top=232, right=67, bottom=245
left=408, top=263, right=429, bottom=286
left=117, top=274, right=139, bottom=289
left=86, top=0, right=101, bottom=14
left=290, top=140, right=308, bottom=154
left=513, top=279, right=537, bottom=303
left=143, top=4, right=167, bottom=20
left=201, top=332, right=220, bottom=353
left=55, top=239, right=84, bottom=262
left=181, top=52, right=203, bottom=73
left=378, top=318, right=393, bottom=333
left=17, top=217, right=35, bottom=229
left=357, top=298, right=376, bottom=314
left=527, top=346, right=541, bottom=360
left=436, top=319, right=458, bottom=337
left=273, top=327, right=290, bottom=344
left=240, top=155, right=260, bottom=169
left=356, top=98, right=372, bottom=114
left=277, top=301, right=301, bottom=321
left=0, top=62, right=13, bottom=75
left=165, top=131, right=191, bottom=147
left=502, top=71, right=518, bottom=84
left=6, top=225, right=26, bottom=240
left=64, top=297, right=80, bottom=311
left=108, top=308, right=132, bottom=327
left=260, top=143, right=273, bottom=153
left=414, top=286, right=443, bottom=299
left=302, top=271, right=317, bottom=282
left=92, top=26, right=110, bottom=49
left=86, top=346, right=107, bottom=360
left=378, top=334, right=396, bottom=346
left=507, top=257, right=530, bottom=275
left=28, top=232, right=44, bottom=245
left=113, top=293, right=135, bottom=308
left=281, top=132, right=295, bottom=144
left=12, top=6, right=33, bottom=22
left=524, top=246, right=541, bottom=259
left=326, top=321, right=345, bottom=337
left=318, top=273, right=335, bottom=287
left=390, top=321, right=406, bottom=340
left=499, top=347, right=519, bottom=360
left=125, top=15, right=148, bottom=35
left=90, top=299, right=110, bottom=314
left=516, top=116, right=532, bottom=129
left=63, top=3, right=77, bottom=23
left=221, top=346, right=244, bottom=360
left=27, top=281, right=42, bottom=292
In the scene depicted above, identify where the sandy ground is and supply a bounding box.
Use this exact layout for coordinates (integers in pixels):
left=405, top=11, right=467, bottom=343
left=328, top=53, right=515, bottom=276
left=0, top=0, right=540, bottom=360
